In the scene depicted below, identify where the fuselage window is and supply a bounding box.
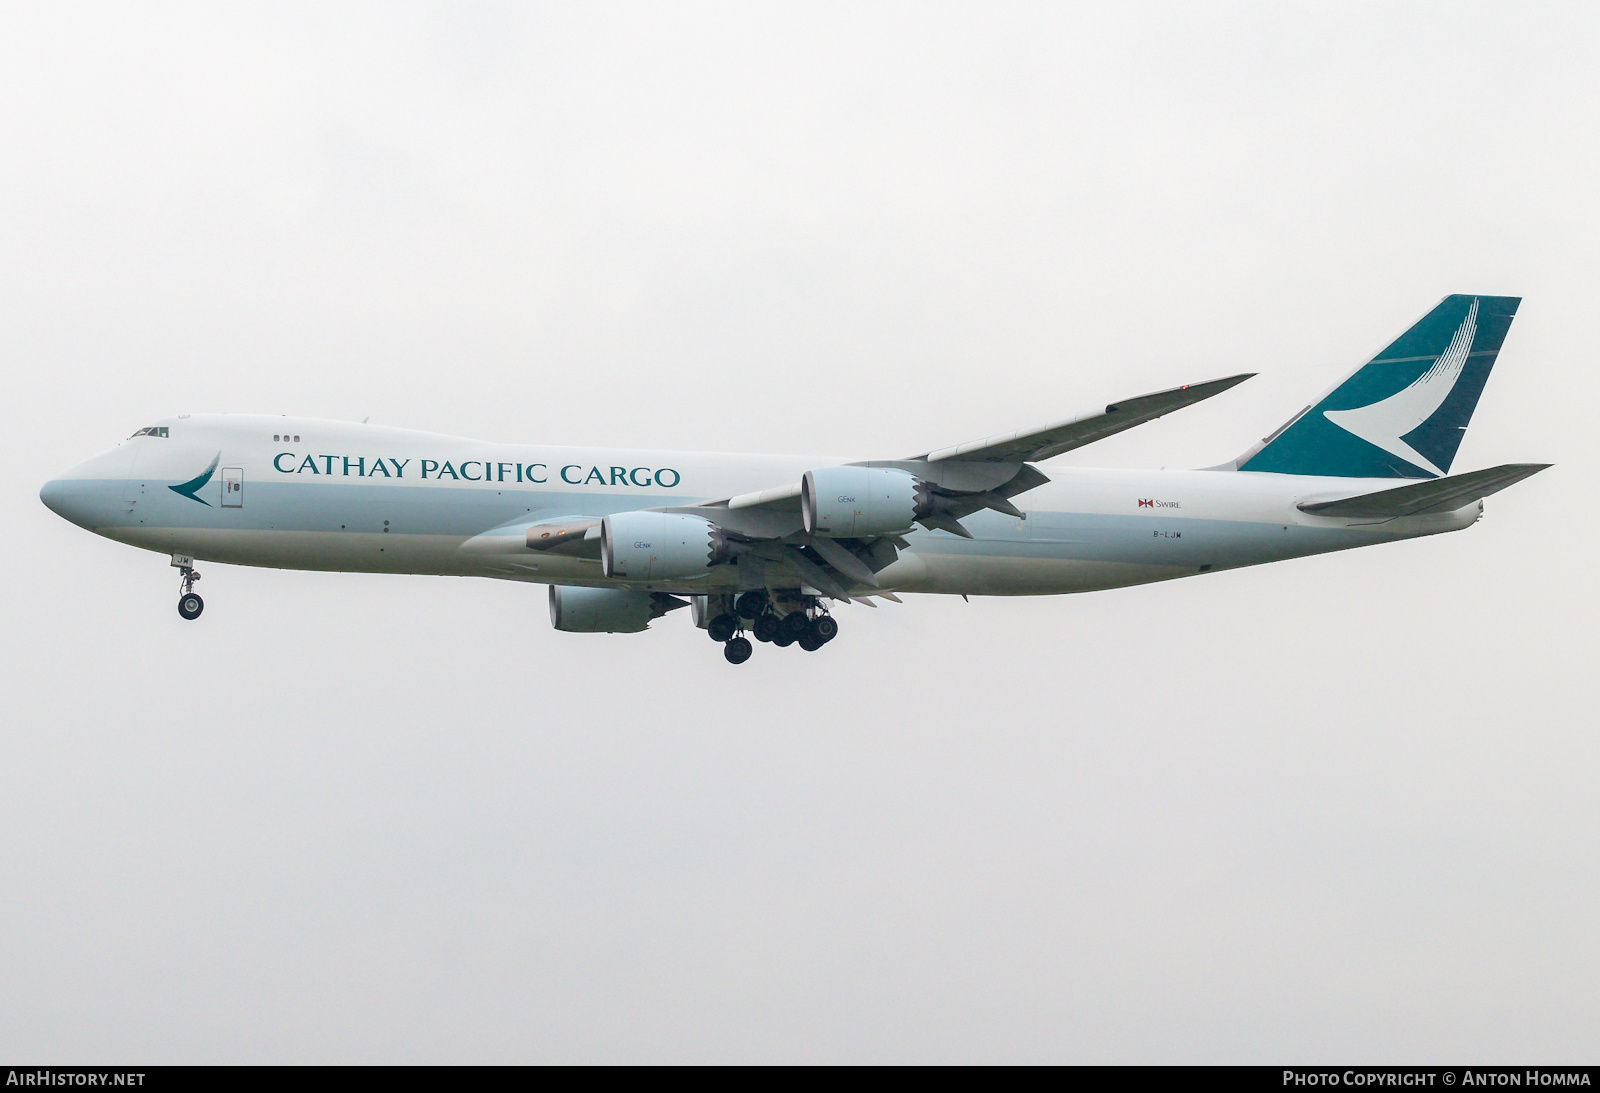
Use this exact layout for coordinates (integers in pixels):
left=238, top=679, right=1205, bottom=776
left=273, top=433, right=300, bottom=442
left=129, top=427, right=169, bottom=438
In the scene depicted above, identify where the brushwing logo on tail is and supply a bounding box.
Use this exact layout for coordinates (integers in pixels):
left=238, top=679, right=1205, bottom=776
left=1321, top=299, right=1478, bottom=478
left=170, top=454, right=220, bottom=505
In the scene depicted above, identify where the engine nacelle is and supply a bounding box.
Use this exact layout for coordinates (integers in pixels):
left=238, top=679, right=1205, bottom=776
left=549, top=585, right=682, bottom=633
left=600, top=510, right=727, bottom=580
left=802, top=466, right=919, bottom=537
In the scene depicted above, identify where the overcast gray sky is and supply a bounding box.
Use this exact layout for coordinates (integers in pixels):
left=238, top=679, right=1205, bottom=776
left=2, top=1, right=1594, bottom=1063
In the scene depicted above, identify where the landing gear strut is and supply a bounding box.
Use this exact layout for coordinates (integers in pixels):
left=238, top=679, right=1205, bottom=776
left=176, top=566, right=203, bottom=621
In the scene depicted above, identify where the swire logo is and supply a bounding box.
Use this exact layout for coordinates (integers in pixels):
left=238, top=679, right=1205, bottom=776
left=1138, top=498, right=1153, bottom=507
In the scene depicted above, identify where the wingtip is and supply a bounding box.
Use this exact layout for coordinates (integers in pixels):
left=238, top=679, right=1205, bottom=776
left=1189, top=372, right=1255, bottom=393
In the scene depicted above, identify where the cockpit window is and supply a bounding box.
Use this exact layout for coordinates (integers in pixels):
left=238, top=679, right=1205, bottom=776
left=129, top=426, right=169, bottom=438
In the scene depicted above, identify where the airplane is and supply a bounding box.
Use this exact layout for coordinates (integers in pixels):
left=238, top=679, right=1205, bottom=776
left=40, top=294, right=1548, bottom=664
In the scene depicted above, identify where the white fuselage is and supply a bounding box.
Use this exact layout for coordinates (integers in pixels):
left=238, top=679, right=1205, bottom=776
left=40, top=414, right=1481, bottom=597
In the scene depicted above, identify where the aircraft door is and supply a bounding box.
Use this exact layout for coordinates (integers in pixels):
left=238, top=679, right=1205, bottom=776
left=221, top=466, right=243, bottom=508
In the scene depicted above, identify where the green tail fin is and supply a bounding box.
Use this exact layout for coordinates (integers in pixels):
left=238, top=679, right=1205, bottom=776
left=1238, top=295, right=1520, bottom=478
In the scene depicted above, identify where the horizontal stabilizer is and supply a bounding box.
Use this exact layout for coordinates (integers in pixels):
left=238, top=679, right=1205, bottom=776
left=1297, top=463, right=1550, bottom=519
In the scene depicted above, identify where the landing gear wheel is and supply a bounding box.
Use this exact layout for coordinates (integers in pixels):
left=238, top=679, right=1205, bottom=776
left=752, top=613, right=779, bottom=643
left=724, top=636, right=753, bottom=664
left=175, top=564, right=202, bottom=613
left=735, top=590, right=768, bottom=619
left=797, top=630, right=823, bottom=651
left=707, top=613, right=739, bottom=643
left=772, top=632, right=796, bottom=648
left=779, top=611, right=810, bottom=639
left=813, top=615, right=839, bottom=643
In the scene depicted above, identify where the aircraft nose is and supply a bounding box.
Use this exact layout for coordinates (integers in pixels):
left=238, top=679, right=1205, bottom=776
left=40, top=476, right=96, bottom=529
left=42, top=443, right=140, bottom=530
left=39, top=478, right=68, bottom=518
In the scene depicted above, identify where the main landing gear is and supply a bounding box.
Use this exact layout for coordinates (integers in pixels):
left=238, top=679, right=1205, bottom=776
left=708, top=590, right=838, bottom=665
left=176, top=565, right=203, bottom=620
left=724, top=636, right=752, bottom=664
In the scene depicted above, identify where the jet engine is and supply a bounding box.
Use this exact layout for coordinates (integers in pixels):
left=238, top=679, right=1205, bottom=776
left=548, top=585, right=686, bottom=633
left=600, top=510, right=730, bottom=580
left=802, top=466, right=919, bottom=537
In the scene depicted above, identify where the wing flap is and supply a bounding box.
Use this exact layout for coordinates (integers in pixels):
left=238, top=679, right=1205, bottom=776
left=1297, top=463, right=1550, bottom=519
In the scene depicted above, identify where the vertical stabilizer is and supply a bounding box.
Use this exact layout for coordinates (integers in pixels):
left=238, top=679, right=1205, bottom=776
left=1237, top=295, right=1520, bottom=478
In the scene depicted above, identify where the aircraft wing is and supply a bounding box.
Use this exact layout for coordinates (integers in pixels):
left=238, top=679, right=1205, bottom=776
left=909, top=373, right=1255, bottom=463
left=659, top=372, right=1255, bottom=598
left=1297, top=463, right=1551, bottom=519
left=699, top=371, right=1256, bottom=516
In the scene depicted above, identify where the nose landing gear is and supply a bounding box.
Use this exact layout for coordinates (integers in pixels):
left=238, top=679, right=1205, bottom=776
left=176, top=565, right=203, bottom=620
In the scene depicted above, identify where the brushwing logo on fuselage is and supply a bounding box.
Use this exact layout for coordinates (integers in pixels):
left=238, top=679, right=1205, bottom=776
left=169, top=454, right=220, bottom=505
left=1322, top=298, right=1479, bottom=478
